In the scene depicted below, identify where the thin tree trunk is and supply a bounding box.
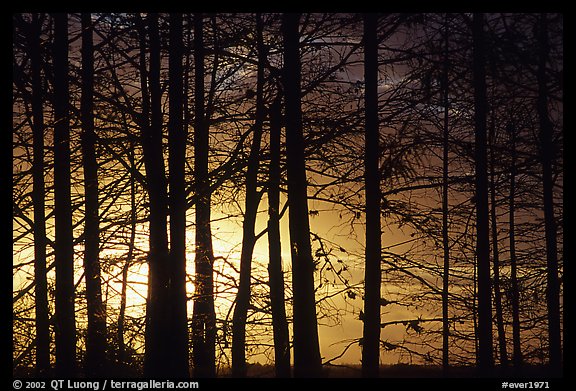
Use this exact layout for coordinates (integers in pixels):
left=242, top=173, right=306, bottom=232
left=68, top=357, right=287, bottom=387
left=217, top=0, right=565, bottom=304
left=135, top=13, right=151, bottom=369
left=361, top=12, right=381, bottom=379
left=472, top=12, right=494, bottom=373
left=282, top=12, right=322, bottom=378
left=29, top=13, right=51, bottom=378
left=167, top=12, right=190, bottom=377
left=473, top=253, right=479, bottom=365
left=507, top=122, right=523, bottom=368
left=81, top=12, right=107, bottom=377
left=118, top=148, right=137, bottom=366
left=232, top=12, right=266, bottom=378
left=536, top=13, right=562, bottom=372
left=52, top=12, right=77, bottom=378
left=441, top=12, right=451, bottom=374
left=139, top=13, right=171, bottom=377
left=489, top=118, right=508, bottom=367
left=117, top=259, right=130, bottom=364
left=192, top=12, right=217, bottom=378
left=267, top=95, right=291, bottom=378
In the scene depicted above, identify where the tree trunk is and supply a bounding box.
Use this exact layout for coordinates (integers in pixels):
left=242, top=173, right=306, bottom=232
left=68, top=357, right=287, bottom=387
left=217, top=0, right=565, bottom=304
left=29, top=13, right=51, bottom=378
left=361, top=12, right=381, bottom=379
left=135, top=12, right=150, bottom=368
left=167, top=12, right=190, bottom=377
left=282, top=12, right=322, bottom=378
left=489, top=118, right=508, bottom=367
left=52, top=12, right=77, bottom=378
left=118, top=148, right=137, bottom=366
left=441, top=12, right=451, bottom=374
left=117, top=259, right=130, bottom=365
left=507, top=122, right=523, bottom=368
left=472, top=12, right=494, bottom=372
left=232, top=12, right=266, bottom=378
left=267, top=95, right=291, bottom=378
left=192, top=12, right=217, bottom=378
left=536, top=13, right=562, bottom=372
left=473, top=253, right=479, bottom=364
left=138, top=13, right=171, bottom=378
left=81, top=12, right=107, bottom=377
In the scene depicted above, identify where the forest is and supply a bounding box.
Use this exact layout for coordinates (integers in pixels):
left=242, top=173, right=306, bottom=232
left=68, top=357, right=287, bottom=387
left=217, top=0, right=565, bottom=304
left=12, top=13, right=563, bottom=379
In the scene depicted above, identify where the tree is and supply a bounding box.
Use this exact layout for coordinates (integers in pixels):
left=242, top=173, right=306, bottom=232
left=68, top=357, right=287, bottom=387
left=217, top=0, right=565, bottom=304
left=282, top=12, right=322, bottom=378
left=488, top=116, right=508, bottom=367
left=81, top=12, right=108, bottom=377
left=117, top=147, right=137, bottom=366
left=535, top=13, right=562, bottom=372
left=507, top=121, right=523, bottom=368
left=361, top=12, right=382, bottom=378
left=232, top=13, right=266, bottom=378
left=138, top=13, right=172, bottom=377
left=52, top=12, right=77, bottom=377
left=267, top=95, right=291, bottom=378
left=471, top=12, right=494, bottom=372
left=192, top=12, right=217, bottom=378
left=441, top=13, right=451, bottom=373
left=167, top=12, right=190, bottom=377
left=26, top=13, right=51, bottom=378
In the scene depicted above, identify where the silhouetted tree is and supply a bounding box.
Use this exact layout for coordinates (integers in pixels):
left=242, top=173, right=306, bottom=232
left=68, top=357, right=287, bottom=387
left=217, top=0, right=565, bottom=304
left=52, top=12, right=77, bottom=377
left=361, top=12, right=382, bottom=378
left=441, top=12, right=451, bottom=373
left=117, top=148, right=137, bottom=366
left=488, top=116, right=508, bottom=367
left=81, top=12, right=108, bottom=377
left=192, top=12, right=217, bottom=378
left=282, top=12, right=322, bottom=378
left=167, top=12, right=190, bottom=377
left=536, top=13, right=561, bottom=372
left=232, top=13, right=266, bottom=378
left=28, top=13, right=50, bottom=377
left=138, top=13, right=172, bottom=377
left=472, top=12, right=494, bottom=372
left=267, top=95, right=291, bottom=378
left=27, top=13, right=50, bottom=377
left=507, top=121, right=523, bottom=368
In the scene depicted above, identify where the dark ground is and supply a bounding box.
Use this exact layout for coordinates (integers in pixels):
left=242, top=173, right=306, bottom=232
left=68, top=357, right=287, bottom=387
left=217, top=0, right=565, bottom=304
left=14, top=362, right=564, bottom=379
